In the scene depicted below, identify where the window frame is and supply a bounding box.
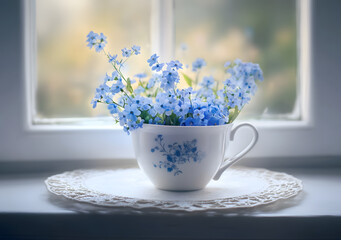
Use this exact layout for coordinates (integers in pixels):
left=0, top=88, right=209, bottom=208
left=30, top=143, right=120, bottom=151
left=10, top=0, right=318, bottom=161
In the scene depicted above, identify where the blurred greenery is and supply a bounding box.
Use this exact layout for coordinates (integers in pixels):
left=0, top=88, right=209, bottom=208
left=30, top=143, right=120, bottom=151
left=36, top=0, right=298, bottom=120
left=175, top=0, right=298, bottom=119
left=36, top=0, right=151, bottom=118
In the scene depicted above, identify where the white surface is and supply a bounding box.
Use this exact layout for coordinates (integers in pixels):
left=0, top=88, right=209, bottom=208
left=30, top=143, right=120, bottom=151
left=83, top=169, right=267, bottom=201
left=45, top=167, right=302, bottom=211
left=0, top=168, right=340, bottom=216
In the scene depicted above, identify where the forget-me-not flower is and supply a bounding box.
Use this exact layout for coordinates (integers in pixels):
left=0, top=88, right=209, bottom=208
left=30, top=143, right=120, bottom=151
left=168, top=60, right=183, bottom=70
left=192, top=58, right=206, bottom=72
left=132, top=45, right=141, bottom=55
left=134, top=73, right=147, bottom=79
left=108, top=103, right=119, bottom=114
left=108, top=54, right=118, bottom=63
left=122, top=48, right=132, bottom=57
left=87, top=31, right=263, bottom=133
left=147, top=54, right=159, bottom=66
left=152, top=63, right=164, bottom=72
left=200, top=76, right=215, bottom=88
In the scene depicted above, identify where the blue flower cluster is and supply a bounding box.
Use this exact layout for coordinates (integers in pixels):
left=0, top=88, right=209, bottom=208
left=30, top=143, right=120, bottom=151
left=87, top=31, right=264, bottom=134
left=86, top=31, right=107, bottom=52
left=219, top=59, right=264, bottom=111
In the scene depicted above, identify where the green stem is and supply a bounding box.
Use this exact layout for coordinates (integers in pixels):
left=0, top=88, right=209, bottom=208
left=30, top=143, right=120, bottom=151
left=97, top=100, right=123, bottom=108
left=102, top=49, right=128, bottom=83
left=119, top=57, right=130, bottom=72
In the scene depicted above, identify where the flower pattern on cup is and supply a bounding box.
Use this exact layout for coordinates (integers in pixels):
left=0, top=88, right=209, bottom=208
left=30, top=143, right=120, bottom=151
left=151, top=135, right=202, bottom=176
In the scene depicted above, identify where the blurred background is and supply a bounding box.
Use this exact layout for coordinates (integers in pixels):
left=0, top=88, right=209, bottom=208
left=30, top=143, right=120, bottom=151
left=36, top=0, right=298, bottom=121
left=0, top=3, right=341, bottom=238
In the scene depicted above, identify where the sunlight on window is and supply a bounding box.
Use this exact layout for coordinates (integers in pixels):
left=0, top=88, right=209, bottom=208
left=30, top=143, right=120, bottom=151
left=36, top=0, right=151, bottom=118
left=36, top=0, right=298, bottom=121
left=175, top=0, right=298, bottom=119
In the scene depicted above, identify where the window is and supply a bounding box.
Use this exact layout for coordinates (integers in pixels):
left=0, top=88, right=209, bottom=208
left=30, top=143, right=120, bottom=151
left=15, top=0, right=316, bottom=161
left=33, top=0, right=301, bottom=126
left=174, top=0, right=298, bottom=120
left=35, top=0, right=151, bottom=122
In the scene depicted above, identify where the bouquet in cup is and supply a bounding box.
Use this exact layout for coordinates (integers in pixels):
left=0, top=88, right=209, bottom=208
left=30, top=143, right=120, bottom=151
left=87, top=31, right=264, bottom=134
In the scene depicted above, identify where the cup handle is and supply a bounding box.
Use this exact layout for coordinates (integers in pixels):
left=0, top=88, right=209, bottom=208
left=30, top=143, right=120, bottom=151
left=213, top=123, right=259, bottom=181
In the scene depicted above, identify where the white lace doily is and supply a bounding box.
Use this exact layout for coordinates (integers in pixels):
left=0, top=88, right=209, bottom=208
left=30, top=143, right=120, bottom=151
left=45, top=167, right=302, bottom=211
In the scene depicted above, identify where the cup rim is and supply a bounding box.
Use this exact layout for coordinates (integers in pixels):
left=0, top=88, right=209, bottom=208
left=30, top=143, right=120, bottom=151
left=141, top=123, right=232, bottom=129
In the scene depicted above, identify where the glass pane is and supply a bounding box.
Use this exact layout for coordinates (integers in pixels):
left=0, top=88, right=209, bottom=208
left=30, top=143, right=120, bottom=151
left=175, top=0, right=298, bottom=119
left=36, top=0, right=151, bottom=119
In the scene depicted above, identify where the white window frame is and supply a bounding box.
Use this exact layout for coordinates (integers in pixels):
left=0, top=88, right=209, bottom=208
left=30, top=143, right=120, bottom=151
left=3, top=0, right=331, bottom=162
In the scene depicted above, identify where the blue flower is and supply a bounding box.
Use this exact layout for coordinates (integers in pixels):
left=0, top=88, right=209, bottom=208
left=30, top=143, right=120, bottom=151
left=91, top=99, right=97, bottom=108
left=207, top=117, right=220, bottom=126
left=95, top=42, right=105, bottom=52
left=98, top=33, right=107, bottom=44
left=86, top=31, right=99, bottom=49
left=90, top=93, right=101, bottom=109
left=111, top=80, right=124, bottom=94
left=193, top=109, right=205, bottom=119
left=223, top=78, right=237, bottom=89
left=200, top=76, right=215, bottom=88
left=148, top=107, right=156, bottom=117
left=160, top=69, right=180, bottom=90
left=154, top=94, right=170, bottom=115
left=147, top=74, right=160, bottom=88
left=87, top=32, right=107, bottom=52
left=174, top=104, right=189, bottom=117
left=168, top=60, right=183, bottom=70
left=134, top=86, right=145, bottom=94
left=126, top=104, right=141, bottom=117
left=86, top=31, right=98, bottom=43
left=132, top=45, right=141, bottom=55
left=111, top=71, right=120, bottom=80
left=96, top=83, right=110, bottom=95
left=152, top=63, right=164, bottom=72
left=183, top=117, right=200, bottom=126
left=192, top=58, right=206, bottom=72
left=147, top=54, right=159, bottom=66
left=224, top=61, right=231, bottom=68
left=134, top=73, right=147, bottom=79
left=104, top=73, right=112, bottom=82
left=118, top=111, right=128, bottom=126
left=86, top=35, right=264, bottom=133
left=108, top=54, right=118, bottom=63
left=123, top=126, right=130, bottom=135
left=108, top=103, right=118, bottom=114
left=116, top=61, right=124, bottom=68
left=122, top=48, right=132, bottom=57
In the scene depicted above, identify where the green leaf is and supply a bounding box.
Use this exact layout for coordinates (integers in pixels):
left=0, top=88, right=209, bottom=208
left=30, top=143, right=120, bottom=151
left=153, top=88, right=159, bottom=98
left=182, top=73, right=193, bottom=87
left=126, top=78, right=133, bottom=94
left=228, top=106, right=240, bottom=123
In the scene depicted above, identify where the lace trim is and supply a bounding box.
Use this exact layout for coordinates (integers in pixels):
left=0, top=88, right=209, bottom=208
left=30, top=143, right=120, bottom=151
left=45, top=167, right=302, bottom=211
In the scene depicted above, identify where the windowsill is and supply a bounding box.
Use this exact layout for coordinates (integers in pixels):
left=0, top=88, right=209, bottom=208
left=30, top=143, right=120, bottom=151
left=0, top=157, right=341, bottom=239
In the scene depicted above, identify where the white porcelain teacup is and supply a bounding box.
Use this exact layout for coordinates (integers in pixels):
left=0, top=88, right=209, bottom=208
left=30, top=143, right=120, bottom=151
left=132, top=123, right=258, bottom=191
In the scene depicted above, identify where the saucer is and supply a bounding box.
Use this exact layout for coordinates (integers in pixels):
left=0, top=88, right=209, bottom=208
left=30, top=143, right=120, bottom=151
left=45, top=167, right=302, bottom=211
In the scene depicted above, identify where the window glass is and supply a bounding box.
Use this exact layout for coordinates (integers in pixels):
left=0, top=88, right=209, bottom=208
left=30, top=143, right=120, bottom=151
left=175, top=0, right=298, bottom=119
left=36, top=0, right=151, bottom=118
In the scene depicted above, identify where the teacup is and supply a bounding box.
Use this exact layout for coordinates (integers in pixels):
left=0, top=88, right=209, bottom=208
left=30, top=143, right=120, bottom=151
left=131, top=123, right=258, bottom=191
